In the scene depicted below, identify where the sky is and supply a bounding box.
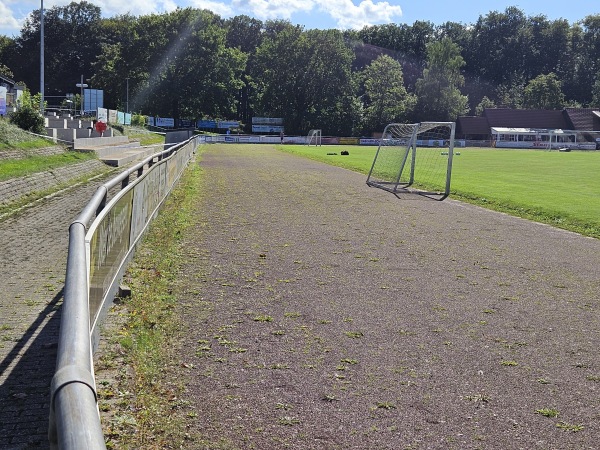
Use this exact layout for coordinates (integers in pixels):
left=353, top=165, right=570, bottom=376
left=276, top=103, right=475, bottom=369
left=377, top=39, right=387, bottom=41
left=0, top=0, right=598, bottom=38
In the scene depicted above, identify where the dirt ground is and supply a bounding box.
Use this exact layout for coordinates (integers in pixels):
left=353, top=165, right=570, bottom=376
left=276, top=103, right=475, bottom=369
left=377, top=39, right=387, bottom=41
left=174, top=144, right=599, bottom=449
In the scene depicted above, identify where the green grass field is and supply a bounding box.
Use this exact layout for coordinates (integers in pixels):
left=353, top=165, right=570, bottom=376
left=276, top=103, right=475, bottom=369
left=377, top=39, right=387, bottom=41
left=277, top=144, right=600, bottom=239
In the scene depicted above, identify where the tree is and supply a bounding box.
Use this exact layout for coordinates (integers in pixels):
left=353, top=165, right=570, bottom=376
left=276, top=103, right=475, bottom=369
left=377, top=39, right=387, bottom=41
left=414, top=38, right=469, bottom=121
left=12, top=2, right=102, bottom=96
left=496, top=77, right=525, bottom=108
left=469, top=7, right=530, bottom=85
left=252, top=26, right=359, bottom=135
left=0, top=36, right=16, bottom=80
left=360, top=55, right=415, bottom=133
left=592, top=72, right=600, bottom=106
left=475, top=96, right=496, bottom=115
left=0, top=63, right=14, bottom=79
left=225, top=15, right=263, bottom=53
left=225, top=15, right=264, bottom=125
left=522, top=73, right=565, bottom=109
left=9, top=90, right=45, bottom=133
left=92, top=8, right=246, bottom=119
left=574, top=15, right=600, bottom=105
left=355, top=21, right=434, bottom=89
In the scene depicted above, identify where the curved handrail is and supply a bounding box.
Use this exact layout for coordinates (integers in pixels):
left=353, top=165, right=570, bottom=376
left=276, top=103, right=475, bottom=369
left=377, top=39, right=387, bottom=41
left=49, top=135, right=202, bottom=449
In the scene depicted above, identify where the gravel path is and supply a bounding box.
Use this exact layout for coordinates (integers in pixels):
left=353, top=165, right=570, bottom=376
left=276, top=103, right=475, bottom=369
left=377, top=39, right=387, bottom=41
left=176, top=144, right=600, bottom=449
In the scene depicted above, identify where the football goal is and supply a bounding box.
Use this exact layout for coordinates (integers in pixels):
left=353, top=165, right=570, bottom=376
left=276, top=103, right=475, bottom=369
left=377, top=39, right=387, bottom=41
left=306, top=129, right=322, bottom=146
left=366, top=122, right=456, bottom=200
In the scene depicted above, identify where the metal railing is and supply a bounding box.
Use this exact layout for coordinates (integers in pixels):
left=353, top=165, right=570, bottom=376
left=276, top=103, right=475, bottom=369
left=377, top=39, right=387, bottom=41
left=49, top=135, right=203, bottom=449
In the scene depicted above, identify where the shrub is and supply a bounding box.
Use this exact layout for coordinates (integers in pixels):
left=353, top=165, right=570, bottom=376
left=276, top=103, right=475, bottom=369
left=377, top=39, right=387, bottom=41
left=111, top=124, right=124, bottom=134
left=9, top=105, right=45, bottom=134
left=131, top=114, right=146, bottom=127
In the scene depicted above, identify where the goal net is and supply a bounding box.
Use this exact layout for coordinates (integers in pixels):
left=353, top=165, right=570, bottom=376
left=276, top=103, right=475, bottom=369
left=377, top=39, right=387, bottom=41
left=366, top=122, right=456, bottom=200
left=306, top=129, right=322, bottom=146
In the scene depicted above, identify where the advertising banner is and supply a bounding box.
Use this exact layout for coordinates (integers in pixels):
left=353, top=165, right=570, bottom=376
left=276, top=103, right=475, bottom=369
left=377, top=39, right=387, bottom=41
left=197, top=119, right=217, bottom=128
left=218, top=120, right=240, bottom=129
left=88, top=190, right=133, bottom=322
left=252, top=124, right=284, bottom=133
left=252, top=117, right=283, bottom=125
left=360, top=138, right=381, bottom=146
left=97, top=107, right=108, bottom=123
left=0, top=87, right=6, bottom=116
left=157, top=117, right=175, bottom=127
left=130, top=168, right=163, bottom=245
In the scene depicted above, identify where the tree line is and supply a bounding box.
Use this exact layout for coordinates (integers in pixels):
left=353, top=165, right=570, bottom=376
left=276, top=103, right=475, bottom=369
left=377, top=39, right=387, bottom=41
left=1, top=2, right=599, bottom=135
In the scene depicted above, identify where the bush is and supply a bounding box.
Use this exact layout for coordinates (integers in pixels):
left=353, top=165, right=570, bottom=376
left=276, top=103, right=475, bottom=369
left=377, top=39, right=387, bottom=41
left=9, top=105, right=45, bottom=134
left=111, top=124, right=124, bottom=134
left=131, top=114, right=146, bottom=127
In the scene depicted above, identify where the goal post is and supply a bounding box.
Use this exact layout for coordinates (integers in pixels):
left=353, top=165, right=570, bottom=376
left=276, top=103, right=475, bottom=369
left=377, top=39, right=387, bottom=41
left=366, top=122, right=456, bottom=200
left=306, top=129, right=322, bottom=146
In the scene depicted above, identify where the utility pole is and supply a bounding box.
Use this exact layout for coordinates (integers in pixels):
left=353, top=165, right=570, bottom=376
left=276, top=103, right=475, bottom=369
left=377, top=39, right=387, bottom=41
left=126, top=77, right=129, bottom=115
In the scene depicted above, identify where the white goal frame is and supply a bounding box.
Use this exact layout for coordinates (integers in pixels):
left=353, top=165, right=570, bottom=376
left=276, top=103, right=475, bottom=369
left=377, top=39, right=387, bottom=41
left=306, top=129, right=322, bottom=146
left=366, top=122, right=456, bottom=200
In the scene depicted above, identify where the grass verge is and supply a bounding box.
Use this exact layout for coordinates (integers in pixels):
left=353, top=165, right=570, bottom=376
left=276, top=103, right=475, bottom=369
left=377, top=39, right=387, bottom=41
left=120, top=126, right=166, bottom=146
left=0, top=151, right=98, bottom=181
left=96, top=159, right=202, bottom=449
left=0, top=117, right=52, bottom=149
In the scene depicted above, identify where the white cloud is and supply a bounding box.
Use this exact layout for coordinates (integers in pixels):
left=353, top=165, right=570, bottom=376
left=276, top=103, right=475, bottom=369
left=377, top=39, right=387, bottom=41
left=0, top=1, right=22, bottom=35
left=232, top=0, right=314, bottom=20
left=99, top=0, right=163, bottom=17
left=190, top=0, right=233, bottom=16
left=317, top=0, right=402, bottom=29
left=0, top=0, right=404, bottom=38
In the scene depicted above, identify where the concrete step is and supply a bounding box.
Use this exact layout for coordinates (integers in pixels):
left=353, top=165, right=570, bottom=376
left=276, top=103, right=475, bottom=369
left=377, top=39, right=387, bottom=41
left=73, top=136, right=128, bottom=151
left=90, top=141, right=143, bottom=158
left=100, top=145, right=163, bottom=167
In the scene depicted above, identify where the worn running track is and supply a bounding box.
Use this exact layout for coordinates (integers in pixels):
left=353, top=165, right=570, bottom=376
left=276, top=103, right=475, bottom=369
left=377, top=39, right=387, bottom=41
left=171, top=144, right=599, bottom=449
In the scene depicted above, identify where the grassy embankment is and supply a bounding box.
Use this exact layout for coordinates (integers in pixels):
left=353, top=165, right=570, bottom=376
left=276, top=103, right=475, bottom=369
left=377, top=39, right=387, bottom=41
left=278, top=144, right=600, bottom=239
left=0, top=118, right=98, bottom=181
left=0, top=119, right=165, bottom=216
left=112, top=125, right=166, bottom=146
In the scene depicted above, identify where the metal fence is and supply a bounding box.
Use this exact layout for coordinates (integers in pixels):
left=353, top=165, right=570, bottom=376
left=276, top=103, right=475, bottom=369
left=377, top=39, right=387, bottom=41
left=49, top=135, right=203, bottom=449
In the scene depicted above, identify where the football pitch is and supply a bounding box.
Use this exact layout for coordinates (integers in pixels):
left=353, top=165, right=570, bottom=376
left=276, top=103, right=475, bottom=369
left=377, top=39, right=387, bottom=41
left=277, top=145, right=600, bottom=239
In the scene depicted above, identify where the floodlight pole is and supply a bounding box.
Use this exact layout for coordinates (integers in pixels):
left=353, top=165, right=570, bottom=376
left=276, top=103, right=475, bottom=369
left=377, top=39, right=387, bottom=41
left=40, top=0, right=44, bottom=115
